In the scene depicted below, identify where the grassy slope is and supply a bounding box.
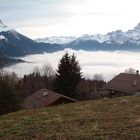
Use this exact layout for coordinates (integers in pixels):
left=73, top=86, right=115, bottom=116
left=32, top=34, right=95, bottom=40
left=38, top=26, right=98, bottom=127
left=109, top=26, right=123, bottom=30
left=0, top=96, right=140, bottom=140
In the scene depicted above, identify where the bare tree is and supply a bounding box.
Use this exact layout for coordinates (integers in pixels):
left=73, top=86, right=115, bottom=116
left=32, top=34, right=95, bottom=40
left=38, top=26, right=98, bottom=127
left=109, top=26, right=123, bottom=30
left=33, top=66, right=41, bottom=76
left=124, top=68, right=136, bottom=74
left=41, top=64, right=55, bottom=78
left=93, top=73, right=104, bottom=81
left=75, top=79, right=96, bottom=100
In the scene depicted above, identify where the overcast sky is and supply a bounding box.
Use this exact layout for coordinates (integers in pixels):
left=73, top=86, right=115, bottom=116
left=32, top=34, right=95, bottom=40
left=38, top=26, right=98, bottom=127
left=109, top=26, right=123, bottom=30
left=1, top=0, right=140, bottom=39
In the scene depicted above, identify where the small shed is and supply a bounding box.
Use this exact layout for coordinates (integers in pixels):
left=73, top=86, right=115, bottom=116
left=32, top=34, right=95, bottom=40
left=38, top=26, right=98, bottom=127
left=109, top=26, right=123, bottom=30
left=103, top=73, right=140, bottom=97
left=22, top=89, right=77, bottom=109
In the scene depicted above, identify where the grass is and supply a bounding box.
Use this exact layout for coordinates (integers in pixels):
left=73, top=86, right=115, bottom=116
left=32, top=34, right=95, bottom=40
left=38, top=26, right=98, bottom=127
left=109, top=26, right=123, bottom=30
left=0, top=96, right=140, bottom=140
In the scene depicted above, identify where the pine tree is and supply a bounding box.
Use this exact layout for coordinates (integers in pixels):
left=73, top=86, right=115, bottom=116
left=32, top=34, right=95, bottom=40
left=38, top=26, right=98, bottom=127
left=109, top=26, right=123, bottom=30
left=54, top=52, right=82, bottom=98
left=0, top=77, right=20, bottom=115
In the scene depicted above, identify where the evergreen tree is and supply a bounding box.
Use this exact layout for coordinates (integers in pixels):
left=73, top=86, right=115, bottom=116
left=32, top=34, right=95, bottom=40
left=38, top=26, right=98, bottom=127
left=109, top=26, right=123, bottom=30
left=0, top=78, right=20, bottom=115
left=54, top=52, right=82, bottom=98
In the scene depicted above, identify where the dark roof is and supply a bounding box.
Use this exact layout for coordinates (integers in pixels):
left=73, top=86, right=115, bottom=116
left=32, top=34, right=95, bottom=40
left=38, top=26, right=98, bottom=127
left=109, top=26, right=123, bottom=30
left=103, top=73, right=140, bottom=94
left=22, top=89, right=77, bottom=109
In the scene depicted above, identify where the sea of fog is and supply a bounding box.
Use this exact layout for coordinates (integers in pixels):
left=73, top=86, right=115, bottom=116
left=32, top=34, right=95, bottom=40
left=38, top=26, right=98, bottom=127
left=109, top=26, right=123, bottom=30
left=4, top=49, right=140, bottom=81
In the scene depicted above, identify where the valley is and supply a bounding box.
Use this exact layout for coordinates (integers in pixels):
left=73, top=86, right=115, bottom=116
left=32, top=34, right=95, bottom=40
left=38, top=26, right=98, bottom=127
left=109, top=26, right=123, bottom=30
left=3, top=49, right=140, bottom=81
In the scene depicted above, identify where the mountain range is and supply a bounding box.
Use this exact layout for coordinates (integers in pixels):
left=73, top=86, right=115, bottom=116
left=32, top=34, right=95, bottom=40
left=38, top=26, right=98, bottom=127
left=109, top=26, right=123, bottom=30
left=36, top=23, right=140, bottom=47
left=36, top=36, right=76, bottom=44
left=0, top=20, right=63, bottom=57
left=69, top=23, right=140, bottom=50
left=1, top=20, right=140, bottom=60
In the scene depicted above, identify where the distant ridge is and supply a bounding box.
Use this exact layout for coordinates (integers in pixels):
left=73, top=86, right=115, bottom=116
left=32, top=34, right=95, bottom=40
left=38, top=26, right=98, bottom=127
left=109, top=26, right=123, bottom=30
left=36, top=22, right=140, bottom=45
left=0, top=20, right=63, bottom=57
left=1, top=19, right=140, bottom=60
left=36, top=36, right=77, bottom=44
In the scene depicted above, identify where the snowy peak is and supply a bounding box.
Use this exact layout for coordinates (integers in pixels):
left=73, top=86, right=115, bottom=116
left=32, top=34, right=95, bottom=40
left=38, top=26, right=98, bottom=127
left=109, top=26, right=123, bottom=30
left=0, top=20, right=6, bottom=27
left=0, top=20, right=12, bottom=32
left=75, top=30, right=128, bottom=44
left=76, top=23, right=140, bottom=45
left=77, top=34, right=110, bottom=43
left=133, top=23, right=140, bottom=32
left=36, top=22, right=140, bottom=45
left=0, top=20, right=21, bottom=40
left=0, top=35, right=7, bottom=40
left=36, top=36, right=77, bottom=44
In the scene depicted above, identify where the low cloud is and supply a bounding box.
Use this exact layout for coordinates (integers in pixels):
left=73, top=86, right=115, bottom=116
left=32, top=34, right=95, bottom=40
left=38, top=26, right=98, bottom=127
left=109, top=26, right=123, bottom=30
left=4, top=49, right=140, bottom=81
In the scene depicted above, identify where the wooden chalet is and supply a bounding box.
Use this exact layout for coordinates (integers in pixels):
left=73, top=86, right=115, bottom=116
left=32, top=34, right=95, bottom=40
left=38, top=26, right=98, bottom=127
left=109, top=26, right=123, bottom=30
left=103, top=72, right=140, bottom=97
left=22, top=89, right=77, bottom=109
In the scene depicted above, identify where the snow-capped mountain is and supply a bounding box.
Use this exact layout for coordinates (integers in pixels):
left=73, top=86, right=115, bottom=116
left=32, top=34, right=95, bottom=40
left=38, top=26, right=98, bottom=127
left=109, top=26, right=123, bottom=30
left=36, top=36, right=77, bottom=44
left=1, top=18, right=140, bottom=58
left=0, top=35, right=7, bottom=40
left=76, top=34, right=109, bottom=43
left=64, top=23, right=140, bottom=51
left=0, top=20, right=12, bottom=32
left=0, top=20, right=63, bottom=57
left=36, top=23, right=140, bottom=47
left=75, top=23, right=140, bottom=45
left=0, top=20, right=24, bottom=41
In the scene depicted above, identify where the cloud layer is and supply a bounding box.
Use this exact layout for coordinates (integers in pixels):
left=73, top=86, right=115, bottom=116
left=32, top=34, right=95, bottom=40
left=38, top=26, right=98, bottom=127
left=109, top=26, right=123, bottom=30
left=4, top=49, right=140, bottom=81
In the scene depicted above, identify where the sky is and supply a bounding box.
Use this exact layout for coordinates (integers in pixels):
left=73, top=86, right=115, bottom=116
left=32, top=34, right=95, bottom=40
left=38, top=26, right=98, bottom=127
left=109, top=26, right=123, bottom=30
left=1, top=0, right=140, bottom=39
